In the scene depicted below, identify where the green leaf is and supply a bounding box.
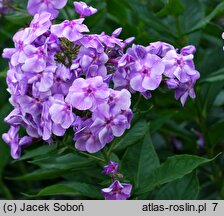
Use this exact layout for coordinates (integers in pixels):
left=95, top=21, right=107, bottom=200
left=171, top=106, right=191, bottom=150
left=27, top=182, right=102, bottom=199
left=162, top=0, right=184, bottom=17
left=17, top=145, right=57, bottom=161
left=0, top=142, right=9, bottom=177
left=114, top=119, right=149, bottom=151
left=30, top=153, right=94, bottom=170
left=0, top=69, right=8, bottom=78
left=155, top=172, right=199, bottom=200
left=138, top=154, right=217, bottom=194
left=0, top=103, right=12, bottom=199
left=127, top=0, right=176, bottom=38
left=199, top=83, right=224, bottom=112
left=180, top=0, right=205, bottom=34
left=0, top=104, right=12, bottom=176
left=4, top=11, right=30, bottom=25
left=122, top=131, right=160, bottom=191
left=201, top=68, right=224, bottom=83
left=214, top=90, right=224, bottom=107
left=186, top=2, right=224, bottom=34
left=9, top=169, right=70, bottom=181
left=107, top=0, right=129, bottom=25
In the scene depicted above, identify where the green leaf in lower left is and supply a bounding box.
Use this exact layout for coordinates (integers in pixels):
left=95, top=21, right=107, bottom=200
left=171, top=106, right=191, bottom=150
left=25, top=182, right=102, bottom=199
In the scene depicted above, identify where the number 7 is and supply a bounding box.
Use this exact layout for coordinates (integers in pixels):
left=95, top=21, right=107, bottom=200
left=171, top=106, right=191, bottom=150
left=212, top=203, right=218, bottom=211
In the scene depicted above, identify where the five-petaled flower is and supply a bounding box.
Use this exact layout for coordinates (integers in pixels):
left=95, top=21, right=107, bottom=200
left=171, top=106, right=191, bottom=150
left=101, top=180, right=132, bottom=200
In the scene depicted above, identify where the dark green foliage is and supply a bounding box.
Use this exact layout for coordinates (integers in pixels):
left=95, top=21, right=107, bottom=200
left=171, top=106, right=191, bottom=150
left=1, top=0, right=224, bottom=200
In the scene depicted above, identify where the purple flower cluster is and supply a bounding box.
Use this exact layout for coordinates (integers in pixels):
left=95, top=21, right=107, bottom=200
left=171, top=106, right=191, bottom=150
left=2, top=2, right=133, bottom=159
left=114, top=42, right=200, bottom=105
left=2, top=1, right=200, bottom=159
left=101, top=161, right=132, bottom=200
left=163, top=45, right=200, bottom=105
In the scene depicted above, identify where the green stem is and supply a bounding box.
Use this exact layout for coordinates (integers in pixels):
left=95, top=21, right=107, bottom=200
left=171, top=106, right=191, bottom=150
left=0, top=178, right=13, bottom=200
left=101, top=149, right=110, bottom=163
left=107, top=140, right=118, bottom=158
left=80, top=151, right=106, bottom=163
left=67, top=146, right=106, bottom=162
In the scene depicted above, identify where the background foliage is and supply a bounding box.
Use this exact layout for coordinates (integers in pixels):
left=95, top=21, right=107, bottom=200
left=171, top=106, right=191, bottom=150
left=1, top=0, right=224, bottom=200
